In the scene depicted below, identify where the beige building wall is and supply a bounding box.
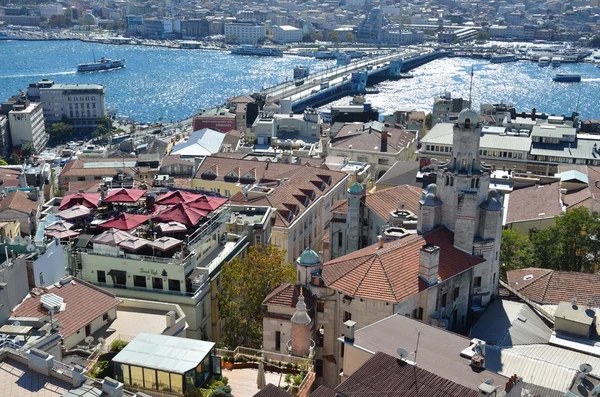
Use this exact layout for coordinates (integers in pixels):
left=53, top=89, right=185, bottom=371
left=63, top=307, right=117, bottom=349
left=340, top=345, right=373, bottom=380
left=505, top=217, right=556, bottom=233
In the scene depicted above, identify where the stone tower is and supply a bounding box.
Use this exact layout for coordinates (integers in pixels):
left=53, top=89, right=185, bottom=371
left=346, top=182, right=365, bottom=253
left=418, top=108, right=503, bottom=301
left=290, top=290, right=312, bottom=357
left=296, top=248, right=322, bottom=287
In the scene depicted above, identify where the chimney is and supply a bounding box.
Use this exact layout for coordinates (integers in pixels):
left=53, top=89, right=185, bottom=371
left=344, top=320, right=357, bottom=343
left=504, top=375, right=523, bottom=397
left=560, top=188, right=567, bottom=203
left=380, top=131, right=388, bottom=152
left=419, top=244, right=440, bottom=286
left=102, top=377, right=124, bottom=397
left=377, top=235, right=383, bottom=249
left=477, top=382, right=498, bottom=397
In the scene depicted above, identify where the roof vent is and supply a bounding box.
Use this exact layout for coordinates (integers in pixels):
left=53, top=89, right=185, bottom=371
left=523, top=274, right=533, bottom=281
left=40, top=293, right=64, bottom=312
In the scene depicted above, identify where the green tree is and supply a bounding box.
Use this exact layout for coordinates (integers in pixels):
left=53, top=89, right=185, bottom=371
left=311, top=32, right=322, bottom=42
left=302, top=33, right=314, bottom=42
left=344, top=32, right=356, bottom=42
left=425, top=112, right=433, bottom=129
left=96, top=115, right=113, bottom=131
left=49, top=122, right=73, bottom=143
left=218, top=245, right=295, bottom=348
left=327, top=31, right=340, bottom=42
left=48, top=15, right=73, bottom=28
left=21, top=142, right=34, bottom=157
left=500, top=229, right=534, bottom=278
left=476, top=30, right=490, bottom=41
left=8, top=152, right=20, bottom=165
left=529, top=208, right=600, bottom=273
left=0, top=158, right=7, bottom=166
left=590, top=35, right=600, bottom=48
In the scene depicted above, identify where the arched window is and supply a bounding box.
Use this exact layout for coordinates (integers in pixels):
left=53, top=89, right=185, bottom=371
left=450, top=177, right=454, bottom=186
left=476, top=179, right=480, bottom=188
left=445, top=175, right=449, bottom=186
left=465, top=118, right=471, bottom=128
left=471, top=179, right=475, bottom=188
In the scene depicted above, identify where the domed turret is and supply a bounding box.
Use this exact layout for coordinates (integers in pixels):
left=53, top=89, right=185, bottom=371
left=419, top=184, right=442, bottom=206
left=298, top=248, right=320, bottom=266
left=457, top=108, right=479, bottom=129
left=348, top=182, right=364, bottom=195
left=480, top=190, right=503, bottom=211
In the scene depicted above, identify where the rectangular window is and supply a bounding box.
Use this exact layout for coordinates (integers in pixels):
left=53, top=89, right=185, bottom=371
left=474, top=276, right=482, bottom=288
left=103, top=313, right=109, bottom=321
left=168, top=279, right=181, bottom=292
left=143, top=367, right=156, bottom=390
left=317, top=301, right=325, bottom=313
left=275, top=331, right=281, bottom=351
left=343, top=311, right=352, bottom=322
left=133, top=275, right=146, bottom=288
left=441, top=293, right=447, bottom=308
left=97, top=270, right=106, bottom=283
left=338, top=232, right=343, bottom=248
left=418, top=307, right=423, bottom=320
left=454, top=286, right=460, bottom=300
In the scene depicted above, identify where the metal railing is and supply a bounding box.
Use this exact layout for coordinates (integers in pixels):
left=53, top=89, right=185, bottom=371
left=79, top=248, right=192, bottom=266
left=187, top=207, right=231, bottom=248
left=91, top=281, right=199, bottom=298
left=216, top=346, right=310, bottom=366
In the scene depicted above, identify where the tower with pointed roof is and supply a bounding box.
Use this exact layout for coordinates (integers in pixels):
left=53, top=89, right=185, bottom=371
left=289, top=290, right=313, bottom=356
left=346, top=182, right=365, bottom=254
left=417, top=108, right=503, bottom=303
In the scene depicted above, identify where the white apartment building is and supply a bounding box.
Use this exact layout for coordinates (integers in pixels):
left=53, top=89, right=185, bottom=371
left=8, top=99, right=48, bottom=152
left=39, top=4, right=64, bottom=17
left=272, top=25, right=302, bottom=43
left=224, top=21, right=266, bottom=44
left=39, top=83, right=107, bottom=131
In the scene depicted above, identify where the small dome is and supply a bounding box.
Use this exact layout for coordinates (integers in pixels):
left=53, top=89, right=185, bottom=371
left=298, top=248, right=320, bottom=266
left=291, top=295, right=312, bottom=325
left=348, top=182, right=364, bottom=195
left=457, top=108, right=479, bottom=129
left=419, top=184, right=442, bottom=206
left=480, top=190, right=503, bottom=211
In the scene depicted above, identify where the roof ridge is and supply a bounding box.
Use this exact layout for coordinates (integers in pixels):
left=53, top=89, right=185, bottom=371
left=539, top=270, right=554, bottom=302
left=349, top=255, right=380, bottom=297
left=325, top=256, right=374, bottom=287
left=374, top=254, right=400, bottom=302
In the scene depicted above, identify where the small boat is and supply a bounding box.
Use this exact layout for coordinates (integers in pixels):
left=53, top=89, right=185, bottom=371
left=399, top=73, right=414, bottom=79
left=77, top=57, right=125, bottom=73
left=490, top=54, right=517, bottom=63
left=553, top=74, right=581, bottom=83
left=538, top=56, right=550, bottom=66
left=230, top=45, right=283, bottom=57
left=551, top=57, right=561, bottom=67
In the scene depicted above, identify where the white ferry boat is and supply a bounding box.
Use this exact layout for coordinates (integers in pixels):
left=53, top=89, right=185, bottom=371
left=230, top=46, right=283, bottom=57
left=551, top=57, right=561, bottom=67
left=538, top=56, right=550, bottom=66
left=490, top=54, right=517, bottom=64
left=77, top=57, right=126, bottom=73
left=0, top=31, right=23, bottom=40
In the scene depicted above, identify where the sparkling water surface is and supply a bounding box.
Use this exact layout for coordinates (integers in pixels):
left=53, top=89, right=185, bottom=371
left=2, top=40, right=600, bottom=122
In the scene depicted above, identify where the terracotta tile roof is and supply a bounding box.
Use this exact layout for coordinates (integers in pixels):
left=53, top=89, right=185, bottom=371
left=65, top=180, right=104, bottom=195
left=254, top=384, right=294, bottom=397
left=227, top=95, right=255, bottom=104
left=332, top=351, right=478, bottom=397
left=331, top=199, right=347, bottom=213
left=161, top=155, right=193, bottom=168
left=196, top=156, right=347, bottom=227
left=262, top=283, right=315, bottom=309
left=309, top=386, right=337, bottom=397
left=0, top=168, right=21, bottom=188
left=0, top=190, right=40, bottom=214
left=507, top=268, right=600, bottom=306
left=564, top=187, right=591, bottom=209
left=365, top=185, right=422, bottom=220
left=60, top=158, right=138, bottom=178
left=12, top=277, right=121, bottom=339
left=321, top=227, right=484, bottom=302
left=331, top=123, right=416, bottom=153
left=506, top=183, right=563, bottom=224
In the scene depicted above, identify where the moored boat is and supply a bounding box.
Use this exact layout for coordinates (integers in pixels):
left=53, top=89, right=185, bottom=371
left=553, top=73, right=581, bottom=83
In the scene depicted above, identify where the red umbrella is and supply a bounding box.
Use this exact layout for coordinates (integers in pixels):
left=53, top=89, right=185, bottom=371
left=187, top=195, right=228, bottom=211
left=152, top=203, right=208, bottom=227
left=59, top=193, right=101, bottom=210
left=104, top=188, right=146, bottom=203
left=155, top=190, right=203, bottom=206
left=97, top=214, right=149, bottom=231
left=57, top=205, right=92, bottom=220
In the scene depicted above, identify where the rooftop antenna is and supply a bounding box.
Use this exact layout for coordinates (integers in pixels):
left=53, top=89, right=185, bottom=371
left=468, top=65, right=474, bottom=108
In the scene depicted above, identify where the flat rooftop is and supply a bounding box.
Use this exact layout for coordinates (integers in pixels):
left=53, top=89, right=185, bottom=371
left=346, top=314, right=507, bottom=390
left=0, top=358, right=70, bottom=396
left=89, top=306, right=173, bottom=347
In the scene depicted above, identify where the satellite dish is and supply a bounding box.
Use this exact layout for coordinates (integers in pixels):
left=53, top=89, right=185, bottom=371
left=26, top=244, right=35, bottom=252
left=12, top=321, right=20, bottom=326
left=85, top=336, right=94, bottom=345
left=580, top=363, right=593, bottom=374
left=397, top=347, right=409, bottom=359
left=591, top=384, right=600, bottom=396
left=98, top=337, right=106, bottom=345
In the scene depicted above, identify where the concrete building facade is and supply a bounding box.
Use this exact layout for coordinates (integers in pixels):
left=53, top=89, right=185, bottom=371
left=8, top=99, right=47, bottom=152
